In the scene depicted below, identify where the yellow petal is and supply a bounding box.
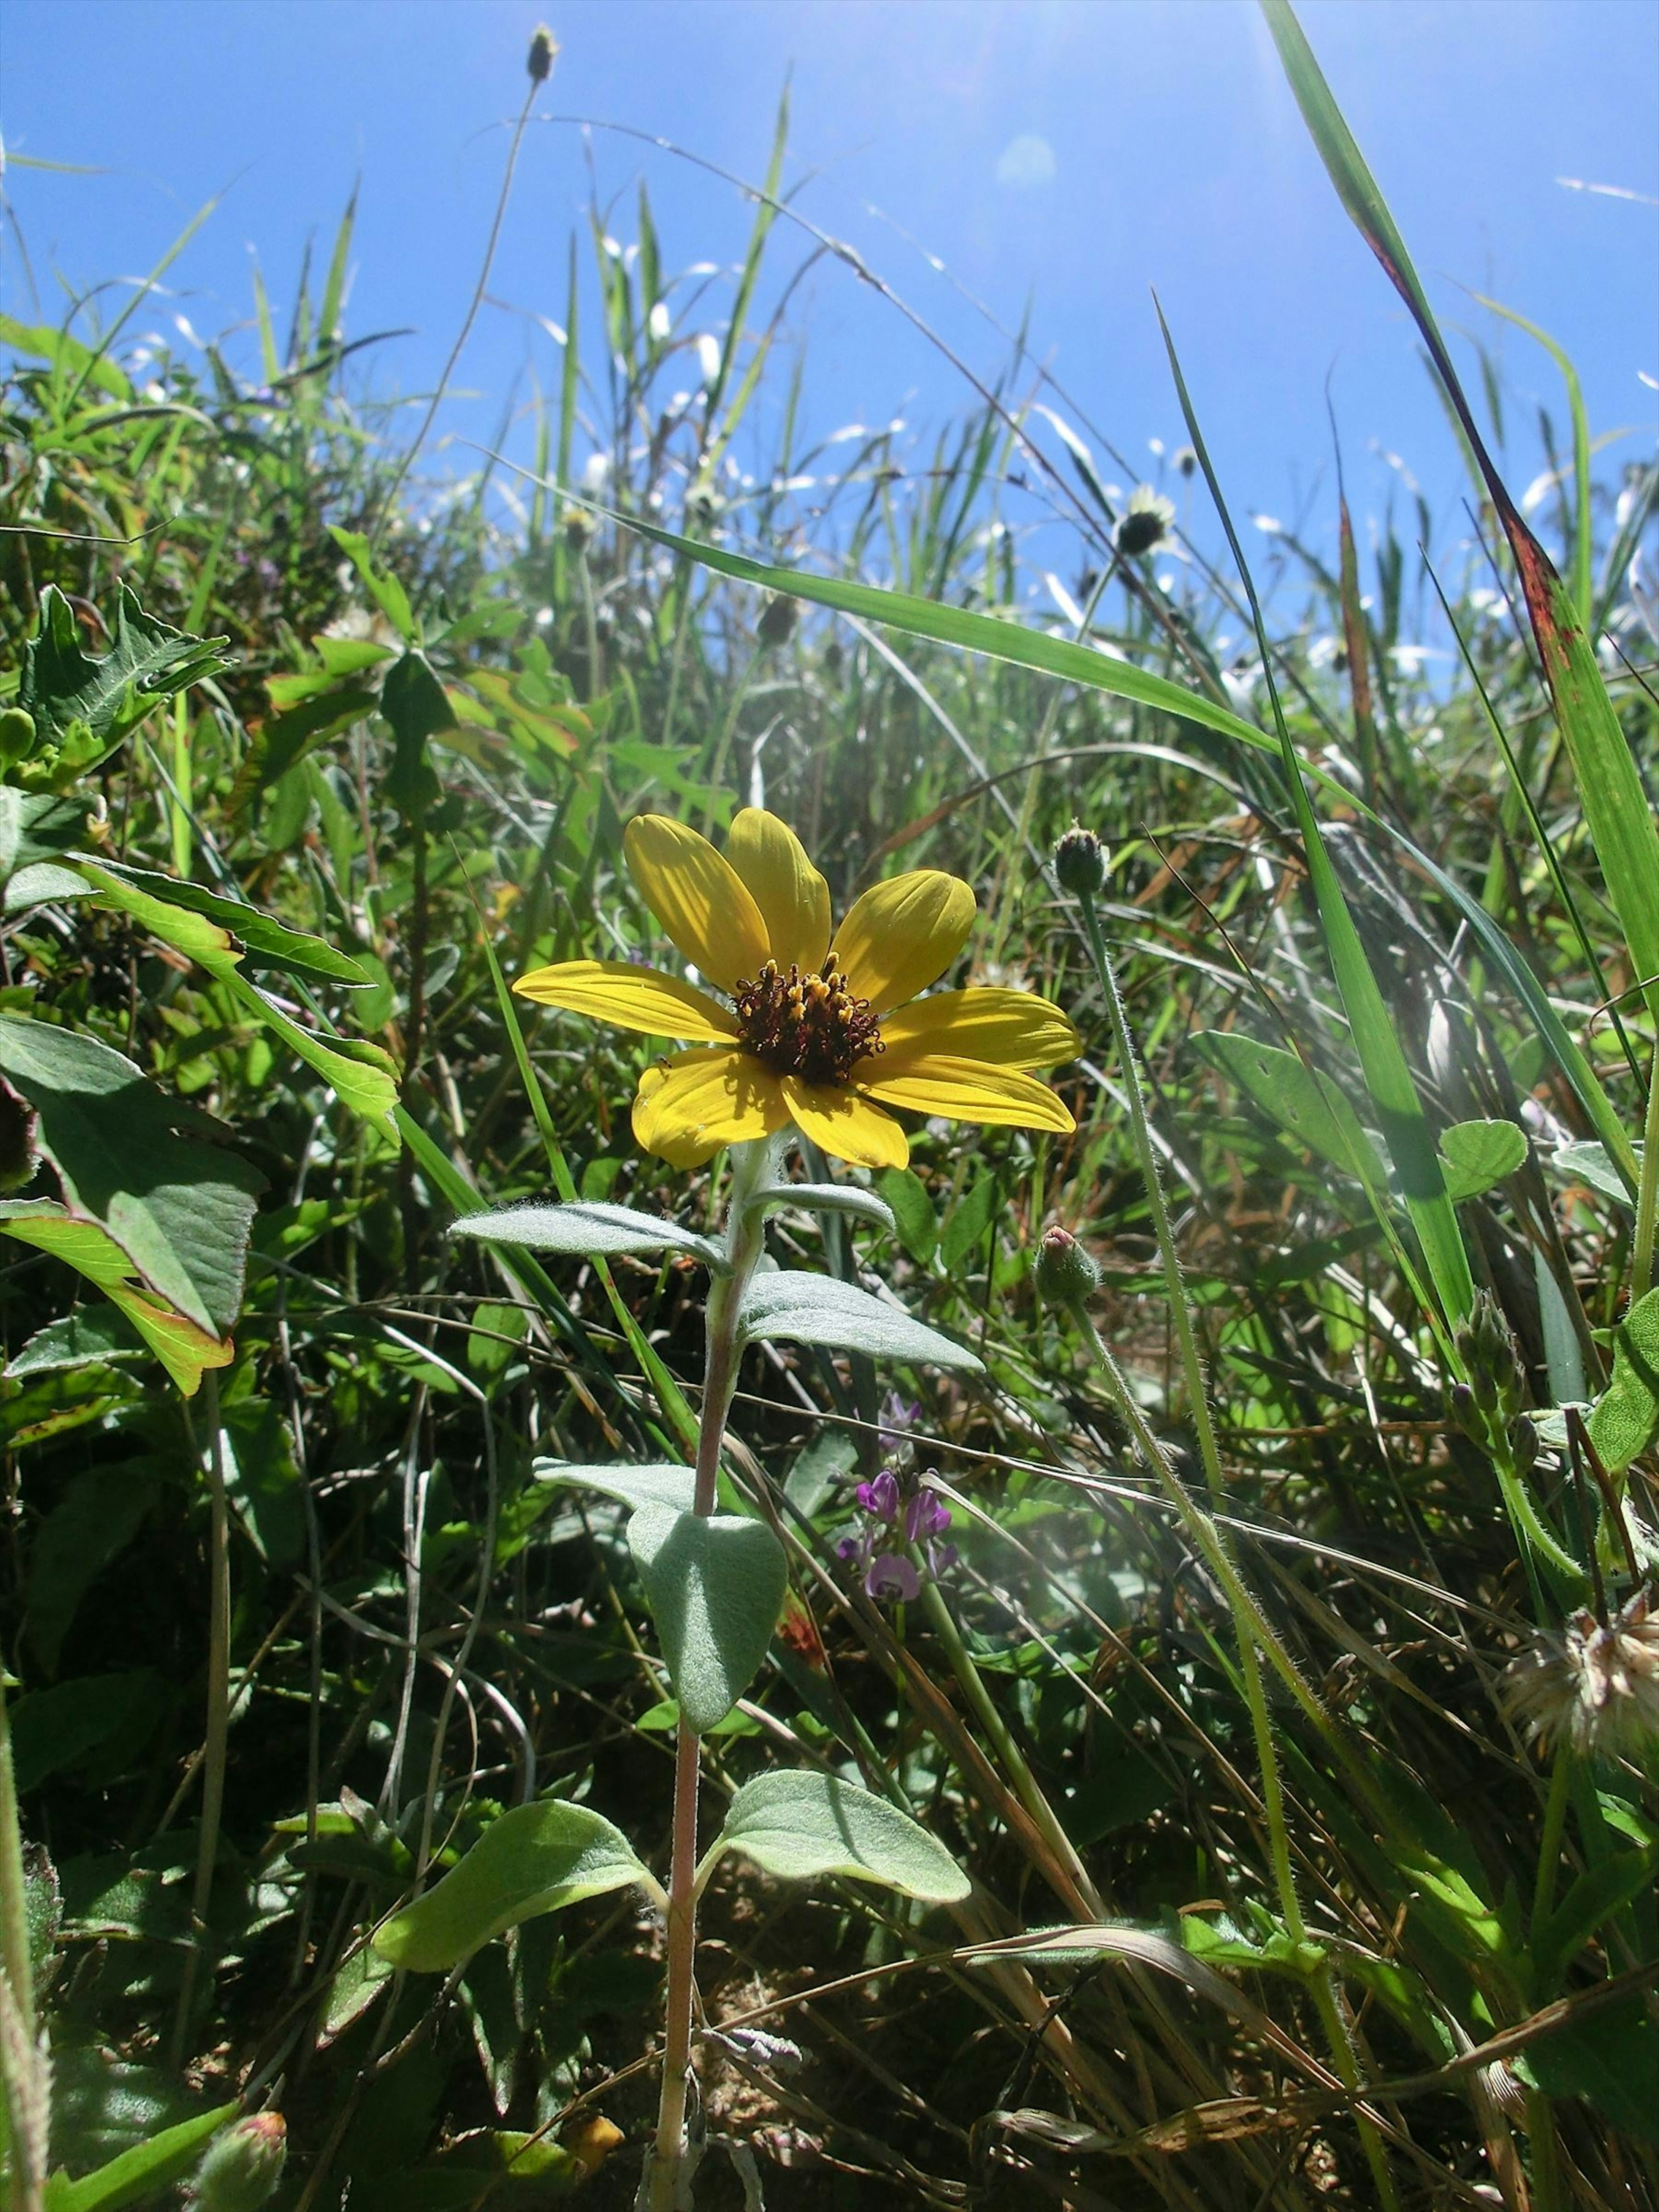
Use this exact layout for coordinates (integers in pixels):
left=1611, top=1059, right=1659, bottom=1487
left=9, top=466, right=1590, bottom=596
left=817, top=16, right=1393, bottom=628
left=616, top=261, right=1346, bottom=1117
left=856, top=1054, right=1076, bottom=1135
left=515, top=960, right=737, bottom=1042
left=781, top=1076, right=909, bottom=1169
left=831, top=870, right=976, bottom=1015
left=623, top=815, right=769, bottom=993
left=878, top=987, right=1079, bottom=1070
left=725, top=808, right=832, bottom=973
left=632, top=1048, right=788, bottom=1168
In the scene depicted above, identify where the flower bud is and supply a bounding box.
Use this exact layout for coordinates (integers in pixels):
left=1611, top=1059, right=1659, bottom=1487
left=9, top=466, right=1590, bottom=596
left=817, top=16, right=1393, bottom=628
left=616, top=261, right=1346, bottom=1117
left=757, top=592, right=798, bottom=649
left=527, top=24, right=559, bottom=81
left=1034, top=1224, right=1100, bottom=1306
left=1508, top=1415, right=1539, bottom=1479
left=191, top=2114, right=286, bottom=2212
left=1053, top=825, right=1107, bottom=899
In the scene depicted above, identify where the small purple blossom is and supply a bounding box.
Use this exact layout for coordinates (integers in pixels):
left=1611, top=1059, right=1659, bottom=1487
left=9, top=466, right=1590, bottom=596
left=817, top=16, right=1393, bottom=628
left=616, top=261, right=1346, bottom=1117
left=838, top=1462, right=957, bottom=1606
left=878, top=1392, right=922, bottom=1454
left=864, top=1553, right=922, bottom=1603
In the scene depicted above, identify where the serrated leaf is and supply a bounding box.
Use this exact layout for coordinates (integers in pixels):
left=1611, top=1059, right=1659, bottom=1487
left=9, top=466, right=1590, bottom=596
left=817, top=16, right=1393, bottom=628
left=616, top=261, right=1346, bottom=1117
left=6, top=1308, right=142, bottom=1379
left=739, top=1270, right=982, bottom=1371
left=14, top=584, right=231, bottom=790
left=43, top=2104, right=236, bottom=2212
left=1195, top=1033, right=1383, bottom=1182
left=1438, top=1118, right=1528, bottom=1202
left=748, top=1182, right=896, bottom=1236
left=1588, top=1285, right=1659, bottom=1473
left=698, top=1770, right=969, bottom=1902
left=626, top=1503, right=787, bottom=1735
left=372, top=1801, right=659, bottom=1972
left=0, top=1014, right=260, bottom=1337
left=451, top=1201, right=722, bottom=1267
left=531, top=1462, right=697, bottom=1515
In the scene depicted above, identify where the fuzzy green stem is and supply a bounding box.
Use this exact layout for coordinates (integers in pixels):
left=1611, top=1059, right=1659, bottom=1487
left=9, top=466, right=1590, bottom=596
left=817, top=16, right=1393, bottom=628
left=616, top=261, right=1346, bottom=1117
left=645, top=1138, right=776, bottom=2212
left=916, top=1578, right=1103, bottom=1918
left=171, top=1373, right=232, bottom=2070
left=1631, top=1039, right=1659, bottom=1301
left=1530, top=1748, right=1573, bottom=1936
left=0, top=1670, right=44, bottom=2212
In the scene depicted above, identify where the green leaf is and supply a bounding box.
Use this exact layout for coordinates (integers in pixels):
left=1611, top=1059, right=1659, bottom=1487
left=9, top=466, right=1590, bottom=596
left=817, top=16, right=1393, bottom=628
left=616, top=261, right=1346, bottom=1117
left=1550, top=1140, right=1645, bottom=1207
left=327, top=527, right=419, bottom=644
left=697, top=1770, right=970, bottom=1903
left=0, top=787, right=89, bottom=891
left=6, top=1309, right=142, bottom=1379
left=740, top=1271, right=982, bottom=1371
left=0, top=1202, right=232, bottom=1396
left=44, top=2104, right=236, bottom=2212
left=10, top=1671, right=167, bottom=1792
left=1195, top=1032, right=1383, bottom=1182
left=1438, top=1118, right=1528, bottom=1202
left=749, top=1182, right=896, bottom=1237
left=65, top=859, right=398, bottom=1128
left=877, top=1167, right=937, bottom=1263
left=231, top=684, right=381, bottom=811
left=626, top=1503, right=788, bottom=1735
left=451, top=1201, right=722, bottom=1268
left=1588, top=1286, right=1659, bottom=1473
left=939, top=1169, right=998, bottom=1272
left=1532, top=1847, right=1659, bottom=1998
left=380, top=649, right=454, bottom=821
left=13, top=585, right=231, bottom=791
left=71, top=857, right=371, bottom=986
left=372, top=1801, right=659, bottom=1973
left=531, top=1462, right=697, bottom=1515
left=0, top=1013, right=261, bottom=1337
left=1517, top=1996, right=1659, bottom=2145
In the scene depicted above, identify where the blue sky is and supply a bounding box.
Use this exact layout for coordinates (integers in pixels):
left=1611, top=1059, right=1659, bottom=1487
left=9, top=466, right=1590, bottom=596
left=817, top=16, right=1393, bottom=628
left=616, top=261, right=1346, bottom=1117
left=4, top=0, right=1656, bottom=573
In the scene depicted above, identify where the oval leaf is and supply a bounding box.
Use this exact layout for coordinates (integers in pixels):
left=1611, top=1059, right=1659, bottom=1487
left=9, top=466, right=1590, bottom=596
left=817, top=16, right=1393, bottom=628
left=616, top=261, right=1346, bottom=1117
left=1438, top=1118, right=1528, bottom=1202
left=452, top=1201, right=723, bottom=1268
left=698, top=1770, right=970, bottom=1903
left=1588, top=1285, right=1659, bottom=1474
left=532, top=1461, right=697, bottom=1515
left=1195, top=1032, right=1382, bottom=1182
left=627, top=1503, right=788, bottom=1735
left=1550, top=1140, right=1646, bottom=1207
left=740, top=1271, right=982, bottom=1372
left=372, top=1800, right=659, bottom=1972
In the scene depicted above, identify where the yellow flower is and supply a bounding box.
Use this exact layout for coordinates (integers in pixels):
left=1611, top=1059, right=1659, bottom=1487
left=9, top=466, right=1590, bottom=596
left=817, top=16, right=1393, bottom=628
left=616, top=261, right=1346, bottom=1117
left=515, top=808, right=1080, bottom=1170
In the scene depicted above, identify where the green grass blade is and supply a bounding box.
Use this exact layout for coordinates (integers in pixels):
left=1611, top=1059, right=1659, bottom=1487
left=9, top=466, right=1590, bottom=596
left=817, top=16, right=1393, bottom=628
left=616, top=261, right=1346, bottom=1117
left=1468, top=291, right=1592, bottom=624
left=318, top=181, right=359, bottom=347
left=1157, top=298, right=1473, bottom=1328
left=1263, top=0, right=1659, bottom=1039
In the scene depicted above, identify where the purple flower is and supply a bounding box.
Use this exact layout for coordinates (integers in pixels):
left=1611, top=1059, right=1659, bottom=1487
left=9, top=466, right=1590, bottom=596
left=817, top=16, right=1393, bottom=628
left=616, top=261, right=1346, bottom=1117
left=904, top=1488, right=951, bottom=1545
left=878, top=1392, right=922, bottom=1453
left=857, top=1470, right=901, bottom=1521
left=864, top=1553, right=921, bottom=1604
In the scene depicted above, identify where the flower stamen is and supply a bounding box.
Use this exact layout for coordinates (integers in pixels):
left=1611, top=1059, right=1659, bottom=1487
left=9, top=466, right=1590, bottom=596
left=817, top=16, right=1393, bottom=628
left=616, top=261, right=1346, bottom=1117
left=731, top=956, right=884, bottom=1086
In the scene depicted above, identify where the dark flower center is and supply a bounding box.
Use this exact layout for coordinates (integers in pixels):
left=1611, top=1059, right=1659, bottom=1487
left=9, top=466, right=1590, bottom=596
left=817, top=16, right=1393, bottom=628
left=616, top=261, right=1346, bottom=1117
left=732, top=956, right=884, bottom=1086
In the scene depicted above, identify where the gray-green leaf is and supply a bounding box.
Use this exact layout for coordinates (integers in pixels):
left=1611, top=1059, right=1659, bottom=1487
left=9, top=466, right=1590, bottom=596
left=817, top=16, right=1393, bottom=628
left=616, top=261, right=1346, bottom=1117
left=451, top=1201, right=722, bottom=1267
left=747, top=1183, right=896, bottom=1236
left=627, top=1504, right=788, bottom=1735
left=1551, top=1140, right=1645, bottom=1207
left=698, top=1771, right=970, bottom=1903
left=1195, top=1032, right=1384, bottom=1182
left=372, top=1801, right=660, bottom=1973
left=532, top=1462, right=697, bottom=1515
left=740, top=1271, right=982, bottom=1372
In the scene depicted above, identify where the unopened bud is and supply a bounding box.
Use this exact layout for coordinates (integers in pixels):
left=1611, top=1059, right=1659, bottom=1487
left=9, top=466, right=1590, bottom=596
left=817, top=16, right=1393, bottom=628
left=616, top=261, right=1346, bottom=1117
left=1448, top=1382, right=1485, bottom=1445
left=1053, top=825, right=1107, bottom=899
left=1509, top=1415, right=1539, bottom=1479
left=757, top=592, right=798, bottom=649
left=191, top=2113, right=286, bottom=2212
left=527, top=25, right=558, bottom=82
left=1034, top=1224, right=1100, bottom=1306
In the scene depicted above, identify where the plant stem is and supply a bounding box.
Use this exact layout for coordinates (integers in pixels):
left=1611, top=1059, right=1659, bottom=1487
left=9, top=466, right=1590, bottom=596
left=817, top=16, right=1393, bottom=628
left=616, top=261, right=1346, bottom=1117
left=645, top=1138, right=775, bottom=2212
left=1632, top=1039, right=1659, bottom=1301
left=171, top=1373, right=232, bottom=2070
left=0, top=1669, right=45, bottom=2212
